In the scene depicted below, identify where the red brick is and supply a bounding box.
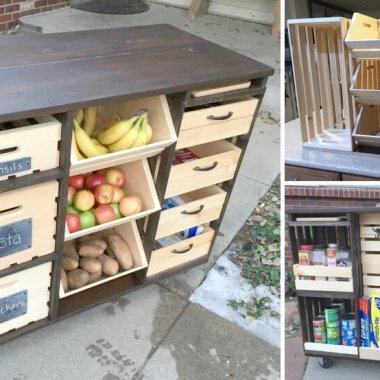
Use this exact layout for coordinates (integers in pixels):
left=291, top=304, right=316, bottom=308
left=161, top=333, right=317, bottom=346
left=0, top=21, right=7, bottom=30
left=5, top=3, right=18, bottom=12
left=53, top=3, right=65, bottom=9
left=0, top=13, right=11, bottom=22
left=12, top=10, right=26, bottom=19
left=35, top=0, right=48, bottom=7
left=0, top=0, right=12, bottom=6
left=47, top=0, right=61, bottom=4
left=6, top=19, right=17, bottom=28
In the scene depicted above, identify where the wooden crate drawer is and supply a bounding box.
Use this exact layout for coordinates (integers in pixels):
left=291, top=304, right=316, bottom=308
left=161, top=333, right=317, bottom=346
left=350, top=60, right=380, bottom=104
left=65, top=159, right=160, bottom=241
left=0, top=262, right=51, bottom=335
left=0, top=181, right=58, bottom=270
left=177, top=98, right=258, bottom=149
left=0, top=115, right=61, bottom=181
left=147, top=227, right=214, bottom=277
left=165, top=141, right=241, bottom=198
left=293, top=264, right=353, bottom=293
left=156, top=185, right=226, bottom=239
left=60, top=221, right=147, bottom=298
left=285, top=165, right=341, bottom=181
left=70, top=95, right=177, bottom=175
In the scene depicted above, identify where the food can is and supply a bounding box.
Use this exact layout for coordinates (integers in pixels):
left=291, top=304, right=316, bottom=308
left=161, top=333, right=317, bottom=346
left=341, top=328, right=356, bottom=339
left=341, top=313, right=356, bottom=330
left=326, top=321, right=340, bottom=328
left=327, top=326, right=341, bottom=345
left=314, top=331, right=327, bottom=344
left=313, top=317, right=326, bottom=330
left=342, top=337, right=357, bottom=346
left=331, top=299, right=345, bottom=316
left=325, top=306, right=340, bottom=323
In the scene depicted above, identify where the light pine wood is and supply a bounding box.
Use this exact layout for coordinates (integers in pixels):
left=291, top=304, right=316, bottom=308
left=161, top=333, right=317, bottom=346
left=191, top=82, right=251, bottom=97
left=364, top=287, right=380, bottom=297
left=65, top=159, right=160, bottom=241
left=295, top=279, right=353, bottom=292
left=360, top=225, right=380, bottom=238
left=187, top=0, right=209, bottom=20
left=0, top=181, right=58, bottom=270
left=60, top=221, right=147, bottom=298
left=363, top=274, right=380, bottom=287
left=0, top=116, right=61, bottom=181
left=360, top=213, right=380, bottom=225
left=0, top=262, right=51, bottom=335
left=156, top=185, right=226, bottom=239
left=293, top=264, right=352, bottom=278
left=70, top=95, right=177, bottom=175
left=147, top=227, right=214, bottom=276
left=359, top=347, right=380, bottom=361
left=360, top=240, right=380, bottom=252
left=304, top=342, right=358, bottom=355
left=165, top=140, right=241, bottom=198
left=362, top=253, right=380, bottom=273
left=352, top=105, right=380, bottom=147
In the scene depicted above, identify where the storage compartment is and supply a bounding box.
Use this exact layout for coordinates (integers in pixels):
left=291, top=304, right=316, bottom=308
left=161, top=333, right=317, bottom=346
left=70, top=95, right=177, bottom=175
left=0, top=262, right=52, bottom=335
left=0, top=115, right=61, bottom=181
left=353, top=105, right=380, bottom=147
left=346, top=13, right=380, bottom=58
left=350, top=60, right=380, bottom=104
left=0, top=181, right=58, bottom=270
left=288, top=18, right=353, bottom=151
left=60, top=221, right=147, bottom=298
left=177, top=97, right=258, bottom=149
left=65, top=159, right=160, bottom=240
left=165, top=141, right=241, bottom=198
left=147, top=227, right=214, bottom=277
left=156, top=185, right=226, bottom=239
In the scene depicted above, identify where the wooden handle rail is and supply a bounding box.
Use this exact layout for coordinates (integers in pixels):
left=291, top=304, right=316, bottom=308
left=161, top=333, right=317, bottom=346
left=172, top=244, right=193, bottom=254
left=193, top=161, right=218, bottom=171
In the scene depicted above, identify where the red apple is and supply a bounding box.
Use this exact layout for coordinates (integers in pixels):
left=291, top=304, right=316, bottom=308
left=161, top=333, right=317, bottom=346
left=119, top=195, right=143, bottom=216
left=66, top=213, right=81, bottom=233
left=111, top=186, right=125, bottom=203
left=94, top=184, right=114, bottom=204
left=67, top=186, right=77, bottom=205
left=85, top=173, right=106, bottom=190
left=105, top=168, right=126, bottom=187
left=94, top=204, right=116, bottom=224
left=74, top=189, right=95, bottom=211
left=68, top=174, right=85, bottom=190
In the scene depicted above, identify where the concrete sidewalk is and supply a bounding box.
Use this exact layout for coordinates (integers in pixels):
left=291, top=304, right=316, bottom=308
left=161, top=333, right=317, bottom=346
left=0, top=3, right=281, bottom=379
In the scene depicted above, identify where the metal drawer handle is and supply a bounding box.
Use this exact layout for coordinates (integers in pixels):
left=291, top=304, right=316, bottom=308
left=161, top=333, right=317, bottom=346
left=172, top=244, right=193, bottom=254
left=193, top=161, right=218, bottom=171
left=181, top=205, right=204, bottom=215
left=207, top=111, right=233, bottom=120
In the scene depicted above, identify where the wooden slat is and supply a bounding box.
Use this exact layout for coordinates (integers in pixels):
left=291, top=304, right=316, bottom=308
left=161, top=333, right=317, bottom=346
left=361, top=253, right=380, bottom=273
left=364, top=287, right=380, bottom=297
left=360, top=213, right=380, bottom=225
left=360, top=226, right=380, bottom=237
left=305, top=342, right=358, bottom=356
left=360, top=240, right=380, bottom=252
left=363, top=274, right=380, bottom=286
left=293, top=264, right=352, bottom=278
left=345, top=13, right=379, bottom=50
left=295, top=279, right=353, bottom=292
left=359, top=347, right=380, bottom=361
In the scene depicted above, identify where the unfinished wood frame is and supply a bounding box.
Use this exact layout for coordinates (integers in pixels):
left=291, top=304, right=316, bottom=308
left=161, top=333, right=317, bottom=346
left=288, top=17, right=354, bottom=151
left=352, top=104, right=380, bottom=147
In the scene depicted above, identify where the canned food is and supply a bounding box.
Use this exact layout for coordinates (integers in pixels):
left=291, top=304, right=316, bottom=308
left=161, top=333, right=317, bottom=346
left=313, top=317, right=326, bottom=330
left=325, top=306, right=340, bottom=323
left=331, top=299, right=345, bottom=316
left=326, top=321, right=340, bottom=328
left=342, top=337, right=357, bottom=346
left=314, top=331, right=327, bottom=344
left=341, top=313, right=356, bottom=330
left=327, top=326, right=341, bottom=339
left=341, top=328, right=356, bottom=339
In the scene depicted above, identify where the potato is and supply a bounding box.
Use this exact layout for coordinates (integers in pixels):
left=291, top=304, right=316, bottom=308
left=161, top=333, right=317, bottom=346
left=108, top=234, right=133, bottom=270
left=79, top=257, right=102, bottom=273
left=63, top=242, right=79, bottom=260
left=79, top=238, right=107, bottom=251
left=61, top=268, right=68, bottom=292
left=67, top=269, right=89, bottom=289
left=106, top=246, right=115, bottom=259
left=88, top=270, right=102, bottom=284
left=62, top=256, right=79, bottom=271
left=98, top=254, right=119, bottom=276
left=79, top=243, right=104, bottom=258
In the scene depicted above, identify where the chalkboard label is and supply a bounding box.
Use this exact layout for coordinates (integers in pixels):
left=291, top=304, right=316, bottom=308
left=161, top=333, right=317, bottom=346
left=0, top=157, right=31, bottom=177
left=0, top=290, right=28, bottom=324
left=0, top=219, right=32, bottom=258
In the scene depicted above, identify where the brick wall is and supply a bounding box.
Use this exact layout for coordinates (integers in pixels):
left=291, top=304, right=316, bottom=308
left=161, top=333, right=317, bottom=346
left=0, top=0, right=69, bottom=32
left=285, top=186, right=380, bottom=272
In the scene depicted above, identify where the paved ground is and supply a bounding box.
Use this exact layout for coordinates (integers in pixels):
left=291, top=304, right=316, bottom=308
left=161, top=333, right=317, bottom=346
left=0, top=3, right=281, bottom=380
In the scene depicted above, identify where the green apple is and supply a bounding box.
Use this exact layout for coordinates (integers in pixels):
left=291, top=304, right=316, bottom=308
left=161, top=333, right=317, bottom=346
left=79, top=210, right=96, bottom=229
left=110, top=203, right=122, bottom=219
left=67, top=205, right=79, bottom=214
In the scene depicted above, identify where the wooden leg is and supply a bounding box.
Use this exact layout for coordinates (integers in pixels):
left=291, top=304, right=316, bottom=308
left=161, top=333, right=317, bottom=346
left=187, top=0, right=209, bottom=20
left=272, top=0, right=280, bottom=37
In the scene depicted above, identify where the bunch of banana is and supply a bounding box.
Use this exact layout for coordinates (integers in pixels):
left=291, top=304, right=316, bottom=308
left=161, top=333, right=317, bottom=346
left=99, top=111, right=153, bottom=153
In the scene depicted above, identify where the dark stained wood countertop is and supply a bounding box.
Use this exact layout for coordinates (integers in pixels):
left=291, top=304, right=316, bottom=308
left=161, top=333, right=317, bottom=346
left=0, top=24, right=273, bottom=122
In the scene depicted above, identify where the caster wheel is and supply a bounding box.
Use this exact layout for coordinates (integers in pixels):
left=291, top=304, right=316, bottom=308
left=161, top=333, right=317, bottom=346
left=319, top=357, right=333, bottom=369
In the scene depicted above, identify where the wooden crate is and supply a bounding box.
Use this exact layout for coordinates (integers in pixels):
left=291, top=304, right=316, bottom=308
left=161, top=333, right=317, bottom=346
left=350, top=60, right=380, bottom=104
left=352, top=105, right=380, bottom=147
left=293, top=264, right=353, bottom=293
left=288, top=17, right=354, bottom=151
left=65, top=159, right=160, bottom=240
left=177, top=97, right=258, bottom=149
left=0, top=115, right=61, bottom=181
left=0, top=181, right=58, bottom=270
left=147, top=227, right=214, bottom=277
left=60, top=221, right=147, bottom=298
left=165, top=140, right=241, bottom=198
left=346, top=13, right=380, bottom=58
left=0, top=262, right=51, bottom=335
left=156, top=185, right=226, bottom=239
left=359, top=213, right=380, bottom=296
left=70, top=95, right=177, bottom=175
